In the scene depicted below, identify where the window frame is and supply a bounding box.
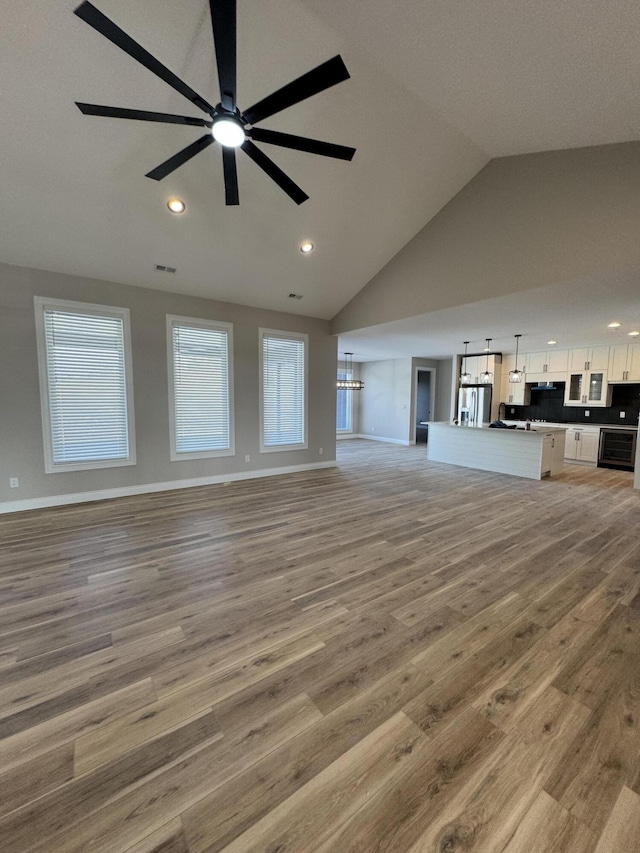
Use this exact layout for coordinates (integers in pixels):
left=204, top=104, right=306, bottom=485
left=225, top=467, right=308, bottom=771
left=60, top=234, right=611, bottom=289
left=34, top=296, right=136, bottom=474
left=336, top=371, right=354, bottom=433
left=259, top=328, right=308, bottom=453
left=167, top=315, right=235, bottom=462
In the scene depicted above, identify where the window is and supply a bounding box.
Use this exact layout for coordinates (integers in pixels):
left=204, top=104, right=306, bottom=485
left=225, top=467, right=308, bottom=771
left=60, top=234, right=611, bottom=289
left=35, top=297, right=135, bottom=473
left=260, top=329, right=307, bottom=451
left=167, top=316, right=234, bottom=460
left=336, top=372, right=353, bottom=432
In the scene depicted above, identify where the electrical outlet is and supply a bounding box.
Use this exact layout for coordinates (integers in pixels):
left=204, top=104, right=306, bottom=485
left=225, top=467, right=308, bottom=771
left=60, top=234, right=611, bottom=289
left=244, top=455, right=250, bottom=462
left=371, top=426, right=375, bottom=432
left=620, top=411, right=626, bottom=418
left=319, top=447, right=323, bottom=455
left=9, top=477, right=19, bottom=488
left=584, top=410, right=590, bottom=417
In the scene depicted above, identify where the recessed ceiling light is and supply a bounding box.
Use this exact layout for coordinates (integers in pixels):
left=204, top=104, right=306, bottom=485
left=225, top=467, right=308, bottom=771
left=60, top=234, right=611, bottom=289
left=167, top=198, right=185, bottom=214
left=547, top=340, right=557, bottom=345
left=629, top=330, right=640, bottom=337
left=608, top=321, right=621, bottom=328
left=300, top=241, right=314, bottom=254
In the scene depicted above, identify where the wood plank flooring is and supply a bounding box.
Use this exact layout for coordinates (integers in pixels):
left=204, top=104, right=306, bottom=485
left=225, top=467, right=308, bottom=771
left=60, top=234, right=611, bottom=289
left=1, top=440, right=640, bottom=852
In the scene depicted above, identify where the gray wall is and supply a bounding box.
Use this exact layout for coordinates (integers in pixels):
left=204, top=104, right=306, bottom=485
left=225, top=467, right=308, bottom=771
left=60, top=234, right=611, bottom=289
left=435, top=357, right=455, bottom=423
left=332, top=142, right=640, bottom=334
left=0, top=263, right=337, bottom=505
left=359, top=359, right=413, bottom=442
left=356, top=356, right=452, bottom=443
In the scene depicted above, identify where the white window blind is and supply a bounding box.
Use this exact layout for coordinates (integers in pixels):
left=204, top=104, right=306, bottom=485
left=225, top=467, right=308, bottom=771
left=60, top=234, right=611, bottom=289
left=261, top=332, right=307, bottom=449
left=336, top=372, right=353, bottom=431
left=38, top=302, right=134, bottom=469
left=170, top=320, right=232, bottom=457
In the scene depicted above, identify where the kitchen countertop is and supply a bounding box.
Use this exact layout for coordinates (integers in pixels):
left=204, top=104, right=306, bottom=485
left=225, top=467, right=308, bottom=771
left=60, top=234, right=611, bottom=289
left=435, top=422, right=567, bottom=435
left=504, top=420, right=637, bottom=430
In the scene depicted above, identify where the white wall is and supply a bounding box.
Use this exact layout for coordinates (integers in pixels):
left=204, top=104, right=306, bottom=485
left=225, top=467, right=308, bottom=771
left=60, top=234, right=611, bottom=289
left=0, top=263, right=337, bottom=509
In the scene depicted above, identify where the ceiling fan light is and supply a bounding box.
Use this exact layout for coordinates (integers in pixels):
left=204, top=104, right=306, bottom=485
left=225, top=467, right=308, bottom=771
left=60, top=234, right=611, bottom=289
left=211, top=117, right=246, bottom=148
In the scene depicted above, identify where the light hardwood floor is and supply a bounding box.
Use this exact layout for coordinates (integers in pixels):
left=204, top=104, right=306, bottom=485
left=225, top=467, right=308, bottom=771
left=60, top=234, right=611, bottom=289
left=1, top=440, right=640, bottom=852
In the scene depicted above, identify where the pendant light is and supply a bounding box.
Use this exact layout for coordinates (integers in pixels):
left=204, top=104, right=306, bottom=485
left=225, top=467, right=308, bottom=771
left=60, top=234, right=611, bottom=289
left=336, top=352, right=364, bottom=390
left=460, top=341, right=472, bottom=385
left=480, top=338, right=493, bottom=383
left=509, top=334, right=524, bottom=383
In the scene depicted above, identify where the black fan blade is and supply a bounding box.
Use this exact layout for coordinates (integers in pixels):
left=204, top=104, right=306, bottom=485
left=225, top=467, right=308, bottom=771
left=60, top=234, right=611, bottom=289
left=146, top=134, right=214, bottom=181
left=208, top=0, right=236, bottom=112
left=241, top=140, right=308, bottom=205
left=243, top=55, right=350, bottom=125
left=76, top=103, right=212, bottom=127
left=248, top=127, right=355, bottom=161
left=222, top=147, right=239, bottom=205
left=74, top=2, right=214, bottom=115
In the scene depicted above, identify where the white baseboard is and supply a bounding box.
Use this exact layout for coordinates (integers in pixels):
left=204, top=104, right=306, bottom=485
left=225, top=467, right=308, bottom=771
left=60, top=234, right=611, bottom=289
left=356, top=434, right=410, bottom=446
left=0, top=460, right=337, bottom=515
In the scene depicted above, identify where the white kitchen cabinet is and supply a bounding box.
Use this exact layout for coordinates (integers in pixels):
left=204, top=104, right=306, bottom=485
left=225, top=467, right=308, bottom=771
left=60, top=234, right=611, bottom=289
left=564, top=427, right=600, bottom=463
left=569, top=346, right=609, bottom=372
left=547, top=349, right=570, bottom=373
left=499, top=355, right=528, bottom=404
left=524, top=349, right=569, bottom=375
left=608, top=343, right=640, bottom=382
left=525, top=352, right=546, bottom=374
left=564, top=369, right=610, bottom=407
left=541, top=432, right=565, bottom=476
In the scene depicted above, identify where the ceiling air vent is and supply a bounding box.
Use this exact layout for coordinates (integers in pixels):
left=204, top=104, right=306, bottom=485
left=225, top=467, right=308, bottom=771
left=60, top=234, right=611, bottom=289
left=288, top=293, right=303, bottom=300
left=155, top=264, right=177, bottom=274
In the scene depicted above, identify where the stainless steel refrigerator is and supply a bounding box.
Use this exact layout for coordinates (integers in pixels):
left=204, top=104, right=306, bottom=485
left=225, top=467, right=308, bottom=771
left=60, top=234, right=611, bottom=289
left=458, top=385, right=492, bottom=427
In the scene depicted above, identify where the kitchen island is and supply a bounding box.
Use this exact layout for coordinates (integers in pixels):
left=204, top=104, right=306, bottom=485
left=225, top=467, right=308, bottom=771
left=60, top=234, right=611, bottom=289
left=427, top=422, right=567, bottom=480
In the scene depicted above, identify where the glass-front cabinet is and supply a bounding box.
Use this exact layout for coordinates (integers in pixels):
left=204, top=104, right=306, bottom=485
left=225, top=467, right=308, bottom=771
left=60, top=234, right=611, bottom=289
left=563, top=369, right=610, bottom=407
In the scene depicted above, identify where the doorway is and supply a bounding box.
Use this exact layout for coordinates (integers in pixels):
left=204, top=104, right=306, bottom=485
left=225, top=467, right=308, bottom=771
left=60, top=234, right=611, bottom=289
left=413, top=368, right=434, bottom=444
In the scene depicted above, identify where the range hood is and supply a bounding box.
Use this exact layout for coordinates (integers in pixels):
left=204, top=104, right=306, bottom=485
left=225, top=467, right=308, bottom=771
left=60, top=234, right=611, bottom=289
left=529, top=381, right=560, bottom=391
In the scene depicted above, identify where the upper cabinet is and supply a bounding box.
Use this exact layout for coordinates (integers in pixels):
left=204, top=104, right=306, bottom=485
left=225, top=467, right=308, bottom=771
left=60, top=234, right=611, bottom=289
left=608, top=343, right=640, bottom=382
left=525, top=349, right=569, bottom=376
left=495, top=342, right=640, bottom=404
left=568, top=346, right=609, bottom=372
left=564, top=369, right=610, bottom=407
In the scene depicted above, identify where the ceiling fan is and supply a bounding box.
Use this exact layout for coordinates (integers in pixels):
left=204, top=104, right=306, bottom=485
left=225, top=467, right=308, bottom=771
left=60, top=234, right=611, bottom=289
left=73, top=1, right=356, bottom=205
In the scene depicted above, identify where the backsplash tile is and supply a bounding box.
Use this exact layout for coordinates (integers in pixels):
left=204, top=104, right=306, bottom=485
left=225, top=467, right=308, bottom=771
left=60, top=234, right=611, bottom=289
left=506, top=383, right=640, bottom=425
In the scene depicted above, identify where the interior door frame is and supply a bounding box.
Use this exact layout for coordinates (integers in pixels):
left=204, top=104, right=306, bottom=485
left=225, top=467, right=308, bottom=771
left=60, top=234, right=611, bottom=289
left=411, top=366, right=436, bottom=444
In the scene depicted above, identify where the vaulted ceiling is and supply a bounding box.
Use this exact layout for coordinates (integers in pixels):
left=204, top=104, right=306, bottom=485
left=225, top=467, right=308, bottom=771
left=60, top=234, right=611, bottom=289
left=2, top=1, right=639, bottom=351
